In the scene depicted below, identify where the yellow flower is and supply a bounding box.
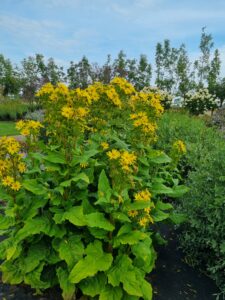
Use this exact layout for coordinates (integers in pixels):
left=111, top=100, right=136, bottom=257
left=101, top=142, right=109, bottom=150
left=119, top=151, right=137, bottom=172
left=128, top=210, right=138, bottom=217
left=61, top=106, right=74, bottom=119
left=75, top=107, right=89, bottom=119
left=173, top=140, right=186, bottom=154
left=107, top=149, right=121, bottom=160
left=18, top=163, right=26, bottom=173
left=21, top=128, right=30, bottom=136
left=80, top=162, right=88, bottom=168
left=138, top=216, right=149, bottom=227
left=7, top=141, right=20, bottom=155
left=11, top=181, right=21, bottom=191
left=134, top=189, right=151, bottom=202
left=16, top=120, right=25, bottom=130
left=2, top=176, right=14, bottom=187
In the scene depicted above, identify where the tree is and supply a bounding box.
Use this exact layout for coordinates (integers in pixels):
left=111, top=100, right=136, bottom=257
left=0, top=54, right=21, bottom=96
left=175, top=44, right=194, bottom=98
left=207, top=49, right=221, bottom=91
left=113, top=50, right=128, bottom=78
left=134, top=55, right=151, bottom=90
left=155, top=40, right=179, bottom=93
left=67, top=56, right=92, bottom=89
left=194, top=27, right=214, bottom=87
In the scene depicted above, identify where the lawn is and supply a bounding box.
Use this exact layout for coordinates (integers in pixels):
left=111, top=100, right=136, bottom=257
left=0, top=121, right=19, bottom=136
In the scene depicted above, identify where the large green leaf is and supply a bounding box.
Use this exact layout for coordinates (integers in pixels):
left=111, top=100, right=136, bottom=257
left=57, top=267, right=76, bottom=300
left=95, top=170, right=112, bottom=205
left=69, top=241, right=113, bottom=284
left=167, top=185, right=190, bottom=198
left=139, top=278, right=153, bottom=300
left=44, top=152, right=66, bottom=164
left=60, top=173, right=89, bottom=187
left=0, top=188, right=13, bottom=201
left=0, top=215, right=14, bottom=230
left=22, top=242, right=47, bottom=273
left=99, top=285, right=123, bottom=300
left=24, top=262, right=50, bottom=290
left=57, top=235, right=84, bottom=268
left=72, top=149, right=99, bottom=165
left=63, top=206, right=87, bottom=226
left=23, top=179, right=47, bottom=195
left=113, top=224, right=148, bottom=247
left=86, top=212, right=114, bottom=231
left=151, top=182, right=173, bottom=196
left=79, top=272, right=107, bottom=297
left=15, top=216, right=51, bottom=242
left=1, top=260, right=23, bottom=284
left=112, top=212, right=131, bottom=223
left=107, top=254, right=143, bottom=297
left=149, top=151, right=171, bottom=164
left=63, top=207, right=114, bottom=231
left=131, top=238, right=156, bottom=273
left=155, top=200, right=173, bottom=211
left=152, top=209, right=170, bottom=222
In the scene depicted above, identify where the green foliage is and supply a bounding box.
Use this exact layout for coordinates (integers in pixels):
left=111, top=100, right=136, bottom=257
left=0, top=82, right=187, bottom=300
left=157, top=111, right=225, bottom=296
left=0, top=99, right=30, bottom=121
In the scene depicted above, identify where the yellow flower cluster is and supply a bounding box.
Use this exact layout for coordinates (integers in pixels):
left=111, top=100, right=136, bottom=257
left=107, top=149, right=137, bottom=172
left=16, top=120, right=43, bottom=136
left=130, top=112, right=157, bottom=134
left=111, top=77, right=135, bottom=95
left=36, top=83, right=69, bottom=102
left=105, top=86, right=122, bottom=108
left=172, top=140, right=186, bottom=154
left=149, top=95, right=164, bottom=116
left=129, top=92, right=164, bottom=117
left=0, top=137, right=25, bottom=191
left=134, top=189, right=151, bottom=201
left=61, top=106, right=89, bottom=120
left=35, top=78, right=164, bottom=148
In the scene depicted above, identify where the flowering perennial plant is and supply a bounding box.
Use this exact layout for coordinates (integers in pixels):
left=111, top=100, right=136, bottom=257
left=0, top=78, right=187, bottom=300
left=184, top=88, right=219, bottom=115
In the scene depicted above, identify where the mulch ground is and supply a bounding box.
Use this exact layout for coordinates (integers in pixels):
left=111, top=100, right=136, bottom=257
left=151, top=225, right=218, bottom=300
left=0, top=225, right=219, bottom=300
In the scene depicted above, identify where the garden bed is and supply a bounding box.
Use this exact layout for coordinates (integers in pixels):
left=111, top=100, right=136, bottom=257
left=152, top=225, right=218, bottom=300
left=0, top=226, right=218, bottom=300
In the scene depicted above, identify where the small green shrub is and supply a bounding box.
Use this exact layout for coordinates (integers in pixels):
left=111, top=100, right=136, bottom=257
left=157, top=111, right=225, bottom=296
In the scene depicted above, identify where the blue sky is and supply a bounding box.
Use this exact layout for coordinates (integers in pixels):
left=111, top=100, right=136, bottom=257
left=0, top=0, right=225, bottom=73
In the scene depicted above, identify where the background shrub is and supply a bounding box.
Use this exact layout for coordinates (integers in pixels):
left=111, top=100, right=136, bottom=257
left=157, top=111, right=225, bottom=296
left=0, top=99, right=29, bottom=121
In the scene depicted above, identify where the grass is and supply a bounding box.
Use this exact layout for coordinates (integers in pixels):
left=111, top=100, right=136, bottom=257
left=0, top=121, right=19, bottom=136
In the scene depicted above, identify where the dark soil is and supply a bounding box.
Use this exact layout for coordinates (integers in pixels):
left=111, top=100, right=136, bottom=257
left=0, top=226, right=219, bottom=300
left=151, top=225, right=218, bottom=300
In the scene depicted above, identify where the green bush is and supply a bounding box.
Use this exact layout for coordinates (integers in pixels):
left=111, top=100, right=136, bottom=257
left=184, top=88, right=218, bottom=115
left=157, top=111, right=225, bottom=296
left=0, top=99, right=30, bottom=121
left=0, top=81, right=187, bottom=300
